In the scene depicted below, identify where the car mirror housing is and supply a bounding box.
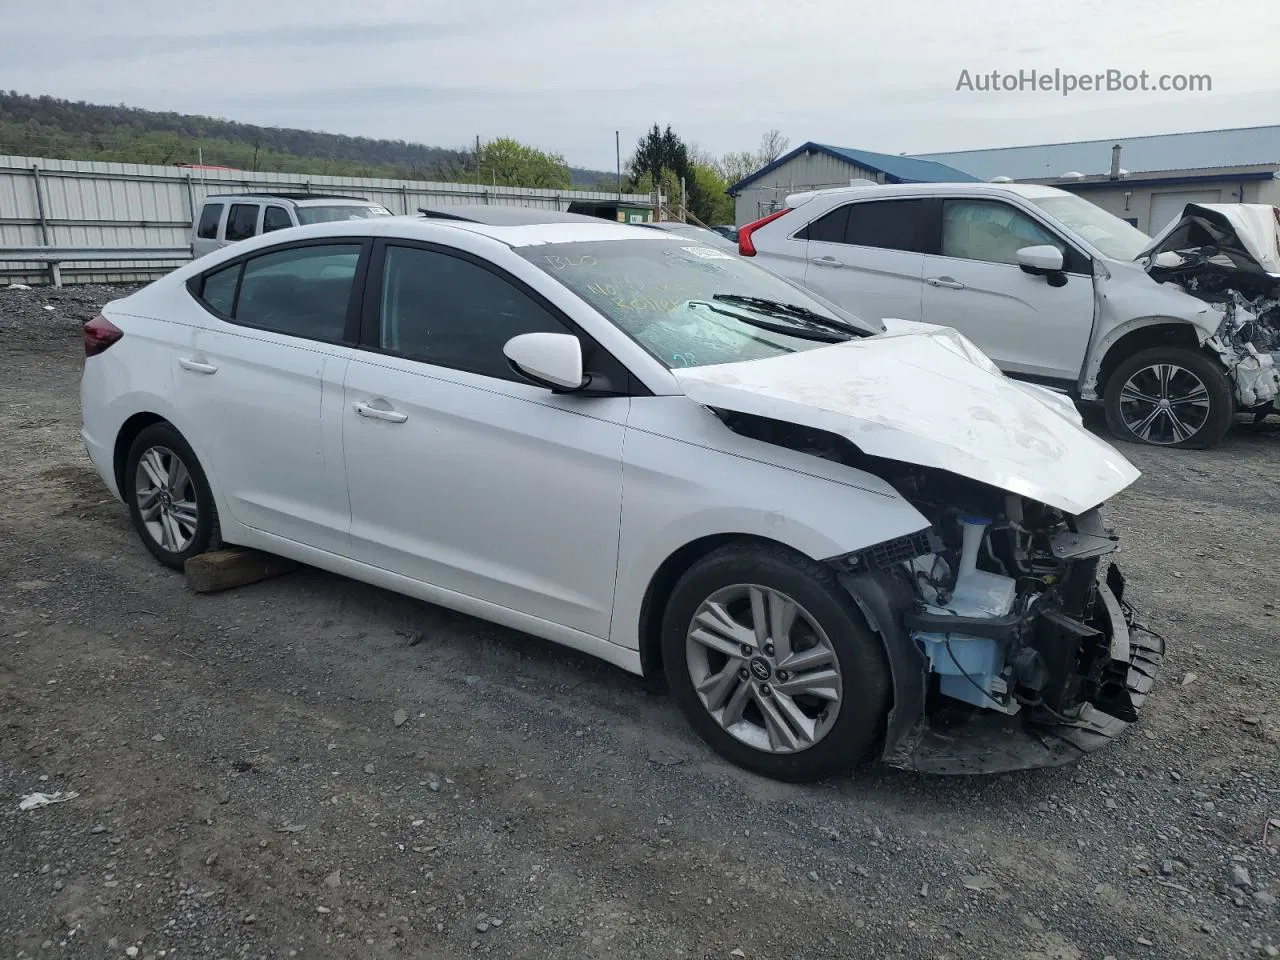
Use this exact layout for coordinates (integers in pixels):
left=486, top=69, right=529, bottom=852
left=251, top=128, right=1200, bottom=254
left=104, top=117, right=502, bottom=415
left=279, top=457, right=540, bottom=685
left=1017, top=244, right=1065, bottom=274
left=503, top=332, right=585, bottom=391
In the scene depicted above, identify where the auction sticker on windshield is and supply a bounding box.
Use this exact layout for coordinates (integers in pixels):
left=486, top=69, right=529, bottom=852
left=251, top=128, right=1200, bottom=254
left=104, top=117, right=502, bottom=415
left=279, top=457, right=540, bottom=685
left=680, top=246, right=733, bottom=260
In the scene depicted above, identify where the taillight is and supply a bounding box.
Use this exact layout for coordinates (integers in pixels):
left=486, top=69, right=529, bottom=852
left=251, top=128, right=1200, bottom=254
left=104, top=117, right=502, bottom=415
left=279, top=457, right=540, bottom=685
left=84, top=314, right=123, bottom=357
left=738, top=207, right=791, bottom=257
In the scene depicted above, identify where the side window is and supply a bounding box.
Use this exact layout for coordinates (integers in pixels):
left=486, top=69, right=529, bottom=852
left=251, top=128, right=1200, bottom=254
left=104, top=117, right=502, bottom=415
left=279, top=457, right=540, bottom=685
left=196, top=203, right=223, bottom=240
left=225, top=203, right=260, bottom=242
left=233, top=244, right=361, bottom=341
left=941, top=199, right=1064, bottom=266
left=842, top=199, right=931, bottom=253
left=199, top=263, right=240, bottom=315
left=262, top=206, right=293, bottom=233
left=378, top=245, right=571, bottom=380
left=799, top=206, right=849, bottom=243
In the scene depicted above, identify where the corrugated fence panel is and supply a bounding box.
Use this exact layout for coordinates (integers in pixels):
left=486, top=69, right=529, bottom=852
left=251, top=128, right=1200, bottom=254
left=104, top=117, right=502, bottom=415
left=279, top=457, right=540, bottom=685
left=1, top=154, right=653, bottom=284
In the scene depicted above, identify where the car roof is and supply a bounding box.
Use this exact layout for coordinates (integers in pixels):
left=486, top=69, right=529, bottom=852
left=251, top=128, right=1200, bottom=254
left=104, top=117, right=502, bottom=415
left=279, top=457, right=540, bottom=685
left=784, top=181, right=1073, bottom=207
left=204, top=193, right=374, bottom=205
left=417, top=204, right=609, bottom=226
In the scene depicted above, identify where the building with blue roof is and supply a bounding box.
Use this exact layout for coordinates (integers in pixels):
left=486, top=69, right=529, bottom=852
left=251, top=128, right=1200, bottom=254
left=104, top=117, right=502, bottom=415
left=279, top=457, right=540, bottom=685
left=727, top=141, right=976, bottom=227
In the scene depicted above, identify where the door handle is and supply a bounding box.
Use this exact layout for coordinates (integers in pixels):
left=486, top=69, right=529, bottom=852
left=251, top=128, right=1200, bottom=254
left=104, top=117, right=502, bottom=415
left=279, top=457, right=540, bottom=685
left=178, top=357, right=218, bottom=374
left=926, top=277, right=966, bottom=290
left=353, top=400, right=408, bottom=424
left=810, top=256, right=845, bottom=268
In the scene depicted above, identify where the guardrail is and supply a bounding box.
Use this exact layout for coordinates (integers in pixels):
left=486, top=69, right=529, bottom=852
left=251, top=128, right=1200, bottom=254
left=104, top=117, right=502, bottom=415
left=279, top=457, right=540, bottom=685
left=1, top=246, right=193, bottom=286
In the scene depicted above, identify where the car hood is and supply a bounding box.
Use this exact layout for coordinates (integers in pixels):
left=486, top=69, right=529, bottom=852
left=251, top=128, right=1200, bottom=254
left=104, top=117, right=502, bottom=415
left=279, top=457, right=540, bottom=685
left=672, top=327, right=1140, bottom=515
left=1139, top=203, right=1280, bottom=277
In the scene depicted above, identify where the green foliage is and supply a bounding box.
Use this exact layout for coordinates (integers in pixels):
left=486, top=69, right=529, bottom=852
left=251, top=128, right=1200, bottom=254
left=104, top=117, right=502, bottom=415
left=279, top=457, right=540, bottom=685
left=477, top=137, right=571, bottom=189
left=629, top=125, right=690, bottom=187
left=687, top=162, right=734, bottom=224
left=0, top=91, right=612, bottom=187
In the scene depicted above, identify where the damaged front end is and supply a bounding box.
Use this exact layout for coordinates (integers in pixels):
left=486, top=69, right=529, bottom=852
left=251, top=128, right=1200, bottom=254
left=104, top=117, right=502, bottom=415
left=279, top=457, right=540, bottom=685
left=1143, top=203, right=1280, bottom=415
left=711, top=407, right=1164, bottom=775
left=829, top=468, right=1164, bottom=774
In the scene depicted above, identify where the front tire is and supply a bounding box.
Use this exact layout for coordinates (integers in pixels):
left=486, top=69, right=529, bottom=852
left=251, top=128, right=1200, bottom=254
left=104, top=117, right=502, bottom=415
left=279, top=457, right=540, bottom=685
left=660, top=542, right=890, bottom=782
left=124, top=423, right=219, bottom=570
left=1103, top=347, right=1234, bottom=449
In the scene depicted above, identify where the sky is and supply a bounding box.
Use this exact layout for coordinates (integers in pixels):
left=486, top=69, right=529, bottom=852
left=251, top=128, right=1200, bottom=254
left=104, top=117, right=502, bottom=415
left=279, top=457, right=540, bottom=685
left=1, top=0, right=1277, bottom=171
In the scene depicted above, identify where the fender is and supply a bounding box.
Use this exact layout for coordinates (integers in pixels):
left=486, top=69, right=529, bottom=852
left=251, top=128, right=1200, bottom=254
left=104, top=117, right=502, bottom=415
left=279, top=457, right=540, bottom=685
left=1080, top=314, right=1217, bottom=400
left=609, top=399, right=930, bottom=652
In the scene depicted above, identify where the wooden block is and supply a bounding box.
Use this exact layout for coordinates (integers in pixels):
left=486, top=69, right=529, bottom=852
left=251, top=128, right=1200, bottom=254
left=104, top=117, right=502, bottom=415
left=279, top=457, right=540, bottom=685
left=184, top=547, right=299, bottom=594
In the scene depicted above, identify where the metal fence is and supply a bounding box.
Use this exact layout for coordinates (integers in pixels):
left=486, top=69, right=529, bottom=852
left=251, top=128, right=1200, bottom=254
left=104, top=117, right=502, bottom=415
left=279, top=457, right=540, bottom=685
left=0, top=155, right=654, bottom=285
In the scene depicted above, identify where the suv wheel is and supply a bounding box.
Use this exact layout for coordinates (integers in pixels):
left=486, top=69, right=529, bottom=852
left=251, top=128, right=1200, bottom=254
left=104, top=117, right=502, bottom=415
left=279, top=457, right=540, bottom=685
left=661, top=542, right=890, bottom=782
left=1103, top=347, right=1234, bottom=449
left=124, top=423, right=220, bottom=569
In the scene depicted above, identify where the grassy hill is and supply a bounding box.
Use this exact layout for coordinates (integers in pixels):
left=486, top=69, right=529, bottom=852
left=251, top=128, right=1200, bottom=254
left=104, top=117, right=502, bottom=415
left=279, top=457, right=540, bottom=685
left=0, top=91, right=615, bottom=188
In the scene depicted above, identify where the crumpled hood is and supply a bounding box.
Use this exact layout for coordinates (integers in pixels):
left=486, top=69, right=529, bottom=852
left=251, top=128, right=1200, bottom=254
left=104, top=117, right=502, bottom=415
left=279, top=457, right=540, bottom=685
left=673, top=327, right=1140, bottom=515
left=1140, top=203, right=1280, bottom=277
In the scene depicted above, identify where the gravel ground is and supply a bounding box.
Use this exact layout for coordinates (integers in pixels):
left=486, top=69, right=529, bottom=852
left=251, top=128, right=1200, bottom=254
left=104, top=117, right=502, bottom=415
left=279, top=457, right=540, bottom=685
left=1, top=282, right=1278, bottom=960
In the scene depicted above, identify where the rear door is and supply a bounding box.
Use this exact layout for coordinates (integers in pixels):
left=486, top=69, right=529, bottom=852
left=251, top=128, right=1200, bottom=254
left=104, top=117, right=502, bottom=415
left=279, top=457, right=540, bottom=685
left=175, top=239, right=369, bottom=553
left=920, top=197, right=1095, bottom=382
left=800, top=198, right=933, bottom=324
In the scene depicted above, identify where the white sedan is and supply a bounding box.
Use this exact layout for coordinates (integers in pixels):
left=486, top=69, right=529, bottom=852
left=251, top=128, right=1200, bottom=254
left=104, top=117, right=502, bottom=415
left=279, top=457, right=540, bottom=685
left=81, top=214, right=1163, bottom=781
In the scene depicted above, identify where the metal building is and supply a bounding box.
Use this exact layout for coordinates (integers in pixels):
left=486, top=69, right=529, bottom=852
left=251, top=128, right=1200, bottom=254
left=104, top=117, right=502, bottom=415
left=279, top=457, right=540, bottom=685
left=726, top=143, right=977, bottom=226
left=916, top=124, right=1280, bottom=233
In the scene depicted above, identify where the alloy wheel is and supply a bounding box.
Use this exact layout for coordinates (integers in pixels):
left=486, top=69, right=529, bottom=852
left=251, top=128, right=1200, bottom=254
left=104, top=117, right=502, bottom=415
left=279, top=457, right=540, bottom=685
left=685, top=584, right=843, bottom=754
left=134, top=445, right=200, bottom=554
left=1118, top=363, right=1212, bottom=445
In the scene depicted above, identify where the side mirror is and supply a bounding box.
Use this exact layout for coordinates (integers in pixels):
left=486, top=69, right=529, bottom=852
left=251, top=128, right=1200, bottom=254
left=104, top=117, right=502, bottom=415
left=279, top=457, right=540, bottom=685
left=1016, top=244, right=1065, bottom=274
left=503, top=332, right=585, bottom=391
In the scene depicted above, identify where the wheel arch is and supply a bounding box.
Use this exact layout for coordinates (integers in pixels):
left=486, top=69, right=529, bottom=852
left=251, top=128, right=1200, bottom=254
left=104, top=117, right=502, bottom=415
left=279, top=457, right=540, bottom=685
left=113, top=411, right=169, bottom=496
left=1085, top=318, right=1218, bottom=399
left=637, top=532, right=769, bottom=685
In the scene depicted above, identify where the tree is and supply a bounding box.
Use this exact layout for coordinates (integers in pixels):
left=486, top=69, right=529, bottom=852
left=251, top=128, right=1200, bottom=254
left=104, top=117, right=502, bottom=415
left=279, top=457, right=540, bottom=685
left=758, top=128, right=790, bottom=164
left=629, top=124, right=690, bottom=187
left=687, top=162, right=734, bottom=225
left=715, top=130, right=793, bottom=187
left=476, top=137, right=571, bottom=189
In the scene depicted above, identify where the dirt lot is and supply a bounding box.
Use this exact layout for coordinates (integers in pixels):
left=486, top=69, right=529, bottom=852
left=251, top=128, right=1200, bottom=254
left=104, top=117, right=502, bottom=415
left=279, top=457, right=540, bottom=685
left=1, top=283, right=1278, bottom=960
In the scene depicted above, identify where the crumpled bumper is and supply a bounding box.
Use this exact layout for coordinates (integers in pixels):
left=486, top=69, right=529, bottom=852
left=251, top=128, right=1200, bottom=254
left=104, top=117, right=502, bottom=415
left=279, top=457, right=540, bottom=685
left=883, top=570, right=1165, bottom=775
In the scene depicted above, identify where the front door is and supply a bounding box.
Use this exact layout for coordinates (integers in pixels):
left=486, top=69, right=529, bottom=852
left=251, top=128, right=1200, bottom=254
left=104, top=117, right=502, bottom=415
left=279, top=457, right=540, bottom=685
left=920, top=198, right=1095, bottom=383
left=342, top=241, right=628, bottom=638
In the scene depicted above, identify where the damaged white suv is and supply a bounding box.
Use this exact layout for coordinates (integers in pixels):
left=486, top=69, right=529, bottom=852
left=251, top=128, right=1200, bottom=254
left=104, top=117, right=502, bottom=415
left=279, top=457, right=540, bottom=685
left=741, top=185, right=1280, bottom=448
left=81, top=215, right=1162, bottom=781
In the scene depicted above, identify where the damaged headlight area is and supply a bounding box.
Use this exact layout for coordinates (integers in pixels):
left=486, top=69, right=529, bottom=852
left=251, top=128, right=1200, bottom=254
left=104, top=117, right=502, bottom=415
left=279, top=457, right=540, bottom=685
left=828, top=469, right=1165, bottom=775
left=1145, top=204, right=1280, bottom=413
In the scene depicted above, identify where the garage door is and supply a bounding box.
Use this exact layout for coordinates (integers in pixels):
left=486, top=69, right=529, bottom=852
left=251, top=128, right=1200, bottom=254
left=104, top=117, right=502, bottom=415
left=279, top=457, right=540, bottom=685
left=1149, top=189, right=1222, bottom=234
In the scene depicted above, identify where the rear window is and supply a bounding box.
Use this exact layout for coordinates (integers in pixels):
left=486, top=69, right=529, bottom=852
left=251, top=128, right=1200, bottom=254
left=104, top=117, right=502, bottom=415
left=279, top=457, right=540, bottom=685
left=196, top=203, right=223, bottom=240
left=225, top=203, right=259, bottom=242
left=295, top=204, right=392, bottom=225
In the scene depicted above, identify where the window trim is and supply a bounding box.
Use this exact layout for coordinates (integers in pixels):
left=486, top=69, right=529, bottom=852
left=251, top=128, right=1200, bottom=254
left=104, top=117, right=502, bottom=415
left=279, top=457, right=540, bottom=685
left=358, top=238, right=647, bottom=396
left=797, top=197, right=941, bottom=255
left=184, top=237, right=372, bottom=346
left=261, top=204, right=294, bottom=234
left=196, top=202, right=225, bottom=241
left=935, top=196, right=1093, bottom=275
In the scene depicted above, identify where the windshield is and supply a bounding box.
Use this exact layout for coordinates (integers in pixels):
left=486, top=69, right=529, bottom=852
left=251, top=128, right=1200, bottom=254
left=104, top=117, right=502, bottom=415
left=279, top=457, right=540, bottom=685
left=652, top=223, right=738, bottom=249
left=1026, top=193, right=1151, bottom=261
left=296, top=204, right=392, bottom=225
left=519, top=238, right=880, bottom=369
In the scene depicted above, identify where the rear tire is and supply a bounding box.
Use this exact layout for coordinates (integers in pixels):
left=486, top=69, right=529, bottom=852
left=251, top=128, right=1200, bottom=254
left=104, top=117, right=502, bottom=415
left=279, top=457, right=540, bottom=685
left=660, top=542, right=890, bottom=782
left=124, top=423, right=219, bottom=570
left=1103, top=347, right=1233, bottom=449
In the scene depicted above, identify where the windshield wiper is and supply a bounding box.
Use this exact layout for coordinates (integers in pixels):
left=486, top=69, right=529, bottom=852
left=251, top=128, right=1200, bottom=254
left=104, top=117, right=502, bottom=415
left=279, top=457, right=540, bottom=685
left=690, top=301, right=850, bottom=343
left=712, top=294, right=869, bottom=338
